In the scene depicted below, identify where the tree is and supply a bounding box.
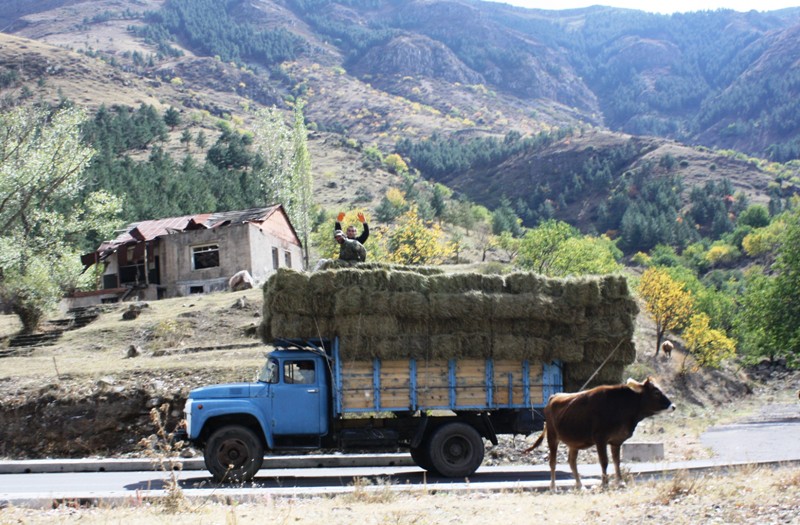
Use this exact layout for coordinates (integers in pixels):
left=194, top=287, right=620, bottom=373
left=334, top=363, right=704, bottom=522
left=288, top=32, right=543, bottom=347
left=735, top=268, right=781, bottom=363
left=430, top=183, right=451, bottom=225
left=516, top=220, right=576, bottom=274
left=517, top=221, right=621, bottom=277
left=375, top=187, right=408, bottom=223
left=738, top=204, right=770, bottom=229
left=386, top=207, right=453, bottom=265
left=736, top=209, right=800, bottom=365
left=0, top=106, right=122, bottom=333
left=497, top=231, right=520, bottom=263
left=252, top=106, right=292, bottom=205
left=290, top=102, right=313, bottom=267
left=383, top=153, right=408, bottom=175
left=682, top=313, right=736, bottom=372
left=637, top=267, right=695, bottom=356
left=180, top=129, right=193, bottom=149
left=163, top=106, right=181, bottom=130
left=491, top=197, right=522, bottom=237
left=766, top=209, right=800, bottom=361
left=251, top=105, right=314, bottom=265
left=547, top=235, right=622, bottom=277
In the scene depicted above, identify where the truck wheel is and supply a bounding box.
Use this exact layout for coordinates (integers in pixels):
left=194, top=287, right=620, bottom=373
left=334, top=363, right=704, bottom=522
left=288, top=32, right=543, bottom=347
left=204, top=425, right=264, bottom=483
left=410, top=445, right=435, bottom=473
left=427, top=422, right=484, bottom=478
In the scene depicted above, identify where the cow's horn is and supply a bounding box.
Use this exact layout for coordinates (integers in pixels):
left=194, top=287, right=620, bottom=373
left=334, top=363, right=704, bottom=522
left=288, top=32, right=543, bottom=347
left=626, top=377, right=644, bottom=393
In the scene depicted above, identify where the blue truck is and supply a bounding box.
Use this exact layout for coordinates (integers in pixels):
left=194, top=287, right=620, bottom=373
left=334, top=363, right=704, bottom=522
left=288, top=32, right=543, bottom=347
left=182, top=337, right=563, bottom=483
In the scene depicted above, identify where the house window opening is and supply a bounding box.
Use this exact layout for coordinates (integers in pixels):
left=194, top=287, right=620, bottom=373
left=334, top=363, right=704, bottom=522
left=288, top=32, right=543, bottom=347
left=272, top=247, right=279, bottom=270
left=189, top=286, right=204, bottom=294
left=192, top=244, right=219, bottom=270
left=284, top=250, right=292, bottom=268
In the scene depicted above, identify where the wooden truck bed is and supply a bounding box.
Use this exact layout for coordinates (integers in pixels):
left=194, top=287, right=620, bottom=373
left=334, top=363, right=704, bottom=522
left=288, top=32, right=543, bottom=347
left=332, top=344, right=562, bottom=415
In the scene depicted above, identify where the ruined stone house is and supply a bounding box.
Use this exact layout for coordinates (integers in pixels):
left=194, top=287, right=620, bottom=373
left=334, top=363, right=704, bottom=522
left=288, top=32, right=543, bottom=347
left=71, top=206, right=302, bottom=307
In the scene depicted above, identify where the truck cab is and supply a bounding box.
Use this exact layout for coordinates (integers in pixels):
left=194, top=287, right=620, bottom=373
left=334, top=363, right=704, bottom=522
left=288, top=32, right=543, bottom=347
left=184, top=342, right=331, bottom=482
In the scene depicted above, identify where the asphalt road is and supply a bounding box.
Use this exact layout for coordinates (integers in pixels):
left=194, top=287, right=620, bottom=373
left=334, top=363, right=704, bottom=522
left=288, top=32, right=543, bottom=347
left=700, top=402, right=800, bottom=462
left=1, top=403, right=798, bottom=506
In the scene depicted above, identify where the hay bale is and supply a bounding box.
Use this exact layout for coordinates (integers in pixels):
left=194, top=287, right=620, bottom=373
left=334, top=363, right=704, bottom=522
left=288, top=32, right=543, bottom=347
left=308, top=270, right=340, bottom=295
left=490, top=293, right=538, bottom=319
left=429, top=291, right=490, bottom=319
left=583, top=343, right=622, bottom=362
left=430, top=334, right=461, bottom=358
left=334, top=288, right=393, bottom=316
left=389, top=292, right=430, bottom=318
left=270, top=292, right=314, bottom=315
left=397, top=318, right=431, bottom=336
left=491, top=318, right=551, bottom=338
left=564, top=362, right=625, bottom=389
left=330, top=268, right=392, bottom=290
left=337, top=315, right=400, bottom=338
left=600, top=275, right=630, bottom=299
left=562, top=278, right=601, bottom=307
left=268, top=268, right=309, bottom=294
left=583, top=341, right=636, bottom=364
left=480, top=274, right=505, bottom=293
left=492, top=334, right=532, bottom=359
left=544, top=337, right=584, bottom=363
left=388, top=271, right=430, bottom=292
left=268, top=313, right=321, bottom=339
left=504, top=272, right=546, bottom=294
left=492, top=293, right=582, bottom=323
left=348, top=335, right=431, bottom=360
left=428, top=273, right=486, bottom=294
left=427, top=317, right=493, bottom=336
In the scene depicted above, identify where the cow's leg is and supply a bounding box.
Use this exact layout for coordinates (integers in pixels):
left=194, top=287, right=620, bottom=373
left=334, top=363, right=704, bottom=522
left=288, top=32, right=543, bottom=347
left=596, top=443, right=609, bottom=486
left=547, top=432, right=559, bottom=491
left=611, top=444, right=624, bottom=486
left=545, top=424, right=559, bottom=491
left=567, top=447, right=582, bottom=490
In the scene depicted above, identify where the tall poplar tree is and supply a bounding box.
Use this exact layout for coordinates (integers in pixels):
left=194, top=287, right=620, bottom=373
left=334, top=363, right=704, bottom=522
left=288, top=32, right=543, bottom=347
left=252, top=104, right=314, bottom=267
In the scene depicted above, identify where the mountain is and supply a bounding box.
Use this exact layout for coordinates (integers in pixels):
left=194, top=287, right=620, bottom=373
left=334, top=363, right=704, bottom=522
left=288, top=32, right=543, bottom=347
left=1, top=0, right=799, bottom=246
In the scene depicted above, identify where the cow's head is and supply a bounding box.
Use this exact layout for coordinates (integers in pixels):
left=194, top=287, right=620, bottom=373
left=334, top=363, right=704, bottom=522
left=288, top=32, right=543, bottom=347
left=626, top=377, right=676, bottom=414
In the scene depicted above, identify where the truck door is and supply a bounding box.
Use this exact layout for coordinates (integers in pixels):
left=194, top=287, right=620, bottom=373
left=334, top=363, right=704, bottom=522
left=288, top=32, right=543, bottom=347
left=272, top=358, right=325, bottom=435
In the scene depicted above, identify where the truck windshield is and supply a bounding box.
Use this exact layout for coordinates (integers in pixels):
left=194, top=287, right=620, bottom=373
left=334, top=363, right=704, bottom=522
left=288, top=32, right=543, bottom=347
left=257, top=358, right=279, bottom=384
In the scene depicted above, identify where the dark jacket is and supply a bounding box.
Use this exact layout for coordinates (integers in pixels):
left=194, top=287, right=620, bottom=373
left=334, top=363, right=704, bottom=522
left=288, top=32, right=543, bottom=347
left=338, top=238, right=366, bottom=262
left=335, top=221, right=369, bottom=245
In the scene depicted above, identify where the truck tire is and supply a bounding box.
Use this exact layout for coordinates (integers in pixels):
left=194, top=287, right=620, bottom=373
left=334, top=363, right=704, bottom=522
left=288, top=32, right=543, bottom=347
left=427, top=422, right=484, bottom=478
left=204, top=425, right=264, bottom=483
left=410, top=445, right=434, bottom=472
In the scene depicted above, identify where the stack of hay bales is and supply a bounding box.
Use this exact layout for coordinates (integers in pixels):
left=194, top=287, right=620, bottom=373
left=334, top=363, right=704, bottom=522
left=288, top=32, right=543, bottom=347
left=262, top=265, right=638, bottom=392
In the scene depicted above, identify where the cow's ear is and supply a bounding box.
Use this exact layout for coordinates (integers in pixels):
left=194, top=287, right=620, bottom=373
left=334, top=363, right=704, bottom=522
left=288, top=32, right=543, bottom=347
left=626, top=377, right=644, bottom=393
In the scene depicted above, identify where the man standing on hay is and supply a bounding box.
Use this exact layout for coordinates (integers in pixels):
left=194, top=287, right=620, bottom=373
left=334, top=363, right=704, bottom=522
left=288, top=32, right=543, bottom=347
left=336, top=211, right=369, bottom=245
left=335, top=229, right=366, bottom=263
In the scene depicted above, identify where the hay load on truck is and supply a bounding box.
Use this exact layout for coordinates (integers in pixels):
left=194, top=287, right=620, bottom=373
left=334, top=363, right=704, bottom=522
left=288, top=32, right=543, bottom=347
left=180, top=266, right=638, bottom=483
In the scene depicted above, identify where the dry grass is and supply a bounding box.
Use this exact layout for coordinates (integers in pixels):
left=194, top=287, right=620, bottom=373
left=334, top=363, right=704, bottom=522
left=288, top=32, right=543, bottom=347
left=0, top=288, right=266, bottom=382
left=0, top=315, right=21, bottom=340
left=2, top=465, right=798, bottom=524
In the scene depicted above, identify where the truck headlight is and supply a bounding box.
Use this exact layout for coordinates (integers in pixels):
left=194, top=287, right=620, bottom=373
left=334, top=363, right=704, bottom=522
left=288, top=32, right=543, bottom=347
left=183, top=399, right=193, bottom=438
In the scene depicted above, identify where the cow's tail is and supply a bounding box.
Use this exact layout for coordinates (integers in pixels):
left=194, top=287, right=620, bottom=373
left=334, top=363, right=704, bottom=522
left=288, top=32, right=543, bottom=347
left=522, top=428, right=546, bottom=454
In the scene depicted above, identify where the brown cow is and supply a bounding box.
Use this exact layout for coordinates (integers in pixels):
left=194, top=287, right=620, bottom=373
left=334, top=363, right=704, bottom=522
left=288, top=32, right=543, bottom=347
left=526, top=377, right=675, bottom=490
left=660, top=340, right=674, bottom=358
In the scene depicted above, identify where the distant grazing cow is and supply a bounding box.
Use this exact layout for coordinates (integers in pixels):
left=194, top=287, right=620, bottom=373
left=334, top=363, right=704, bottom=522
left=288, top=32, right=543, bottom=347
left=660, top=340, right=674, bottom=358
left=525, top=377, right=675, bottom=490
